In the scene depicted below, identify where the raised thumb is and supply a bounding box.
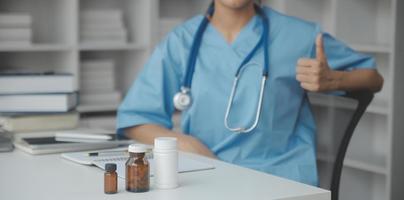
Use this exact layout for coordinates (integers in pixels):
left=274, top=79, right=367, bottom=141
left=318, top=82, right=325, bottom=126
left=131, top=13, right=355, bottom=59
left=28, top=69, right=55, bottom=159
left=316, top=33, right=326, bottom=61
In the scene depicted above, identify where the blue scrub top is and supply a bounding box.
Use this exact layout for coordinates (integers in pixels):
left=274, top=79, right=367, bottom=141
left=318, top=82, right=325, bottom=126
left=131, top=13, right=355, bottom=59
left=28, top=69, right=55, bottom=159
left=117, top=7, right=375, bottom=186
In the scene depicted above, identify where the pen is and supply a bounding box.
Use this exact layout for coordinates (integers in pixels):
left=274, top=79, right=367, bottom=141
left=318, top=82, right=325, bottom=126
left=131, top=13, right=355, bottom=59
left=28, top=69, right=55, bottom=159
left=88, top=145, right=153, bottom=157
left=88, top=150, right=128, bottom=157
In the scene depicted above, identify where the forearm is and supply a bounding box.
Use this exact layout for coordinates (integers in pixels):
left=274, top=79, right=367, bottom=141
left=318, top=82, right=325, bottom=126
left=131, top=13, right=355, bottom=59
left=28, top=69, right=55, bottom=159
left=125, top=124, right=182, bottom=145
left=125, top=124, right=217, bottom=158
left=328, top=69, right=384, bottom=92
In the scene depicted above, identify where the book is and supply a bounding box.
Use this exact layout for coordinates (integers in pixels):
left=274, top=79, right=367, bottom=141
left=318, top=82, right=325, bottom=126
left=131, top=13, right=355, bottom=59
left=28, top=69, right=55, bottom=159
left=0, top=13, right=32, bottom=28
left=80, top=60, right=116, bottom=92
left=81, top=60, right=114, bottom=68
left=80, top=36, right=127, bottom=44
left=0, top=93, right=78, bottom=113
left=81, top=70, right=114, bottom=79
left=79, top=115, right=117, bottom=130
left=80, top=22, right=124, bottom=31
left=80, top=91, right=121, bottom=104
left=77, top=102, right=119, bottom=113
left=81, top=60, right=115, bottom=73
left=0, top=112, right=79, bottom=132
left=81, top=71, right=115, bottom=81
left=0, top=28, right=32, bottom=40
left=80, top=81, right=115, bottom=92
left=80, top=19, right=124, bottom=29
left=0, top=72, right=75, bottom=94
left=80, top=10, right=123, bottom=21
left=80, top=28, right=127, bottom=38
left=55, top=132, right=113, bottom=143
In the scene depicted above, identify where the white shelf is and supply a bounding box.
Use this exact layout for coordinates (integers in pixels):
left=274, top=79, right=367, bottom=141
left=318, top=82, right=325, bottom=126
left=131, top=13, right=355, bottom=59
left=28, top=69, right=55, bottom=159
left=350, top=44, right=392, bottom=54
left=317, top=153, right=387, bottom=175
left=309, top=93, right=357, bottom=110
left=340, top=167, right=386, bottom=200
left=367, top=99, right=389, bottom=115
left=0, top=0, right=76, bottom=44
left=79, top=0, right=153, bottom=45
left=309, top=93, right=389, bottom=115
left=335, top=0, right=393, bottom=47
left=345, top=113, right=389, bottom=173
left=159, top=17, right=184, bottom=39
left=344, top=157, right=387, bottom=175
left=0, top=44, right=73, bottom=52
left=159, top=0, right=210, bottom=19
left=79, top=42, right=147, bottom=51
left=282, top=0, right=335, bottom=34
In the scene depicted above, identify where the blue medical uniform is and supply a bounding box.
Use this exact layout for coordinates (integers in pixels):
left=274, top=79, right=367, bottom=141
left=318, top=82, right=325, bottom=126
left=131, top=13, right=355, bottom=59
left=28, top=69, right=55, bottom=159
left=117, top=7, right=375, bottom=186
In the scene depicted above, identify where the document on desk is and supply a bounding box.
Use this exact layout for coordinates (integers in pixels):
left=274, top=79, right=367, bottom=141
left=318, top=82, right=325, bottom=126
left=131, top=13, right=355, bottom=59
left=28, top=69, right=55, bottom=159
left=62, top=149, right=215, bottom=178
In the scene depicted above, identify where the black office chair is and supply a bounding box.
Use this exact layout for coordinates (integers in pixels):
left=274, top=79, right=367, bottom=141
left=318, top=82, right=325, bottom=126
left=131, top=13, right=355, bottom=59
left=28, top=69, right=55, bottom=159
left=308, top=91, right=374, bottom=200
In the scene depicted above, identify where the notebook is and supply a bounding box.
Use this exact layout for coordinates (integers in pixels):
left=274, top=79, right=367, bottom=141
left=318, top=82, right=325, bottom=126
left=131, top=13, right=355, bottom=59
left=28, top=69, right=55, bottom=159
left=61, top=148, right=215, bottom=179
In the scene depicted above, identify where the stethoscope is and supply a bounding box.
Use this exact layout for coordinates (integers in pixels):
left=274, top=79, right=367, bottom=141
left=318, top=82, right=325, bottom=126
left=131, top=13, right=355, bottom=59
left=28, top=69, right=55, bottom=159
left=173, top=3, right=270, bottom=133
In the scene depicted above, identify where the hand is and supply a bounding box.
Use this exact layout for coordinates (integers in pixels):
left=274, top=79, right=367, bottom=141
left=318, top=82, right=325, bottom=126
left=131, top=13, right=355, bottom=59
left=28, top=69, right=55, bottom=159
left=178, top=135, right=217, bottom=159
left=296, top=34, right=337, bottom=92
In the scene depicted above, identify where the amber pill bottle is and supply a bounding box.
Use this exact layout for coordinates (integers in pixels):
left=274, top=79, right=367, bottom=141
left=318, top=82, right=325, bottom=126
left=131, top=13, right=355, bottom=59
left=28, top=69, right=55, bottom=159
left=104, top=163, right=118, bottom=194
left=126, top=144, right=150, bottom=193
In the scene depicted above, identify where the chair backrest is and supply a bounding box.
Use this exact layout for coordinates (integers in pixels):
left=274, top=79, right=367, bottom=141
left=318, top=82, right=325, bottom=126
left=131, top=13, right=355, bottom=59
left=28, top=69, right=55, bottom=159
left=308, top=91, right=374, bottom=200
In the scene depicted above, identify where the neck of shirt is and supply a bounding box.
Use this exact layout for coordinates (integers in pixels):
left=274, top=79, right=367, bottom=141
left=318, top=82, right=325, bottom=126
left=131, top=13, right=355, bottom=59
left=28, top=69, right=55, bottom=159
left=210, top=2, right=256, bottom=44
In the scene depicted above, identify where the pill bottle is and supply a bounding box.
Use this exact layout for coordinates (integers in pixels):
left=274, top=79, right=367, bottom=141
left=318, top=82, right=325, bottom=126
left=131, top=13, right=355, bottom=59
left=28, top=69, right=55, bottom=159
left=126, top=144, right=150, bottom=193
left=104, top=163, right=117, bottom=194
left=154, top=137, right=178, bottom=189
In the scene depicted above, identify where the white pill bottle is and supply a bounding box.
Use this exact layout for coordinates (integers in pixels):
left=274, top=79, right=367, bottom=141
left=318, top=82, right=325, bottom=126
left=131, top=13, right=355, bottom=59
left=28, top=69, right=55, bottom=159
left=153, top=137, right=178, bottom=189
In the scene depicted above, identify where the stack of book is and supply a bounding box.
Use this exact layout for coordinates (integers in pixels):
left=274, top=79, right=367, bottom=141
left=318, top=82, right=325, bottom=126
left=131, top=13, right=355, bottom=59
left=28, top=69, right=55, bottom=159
left=0, top=71, right=79, bottom=133
left=79, top=60, right=121, bottom=111
left=0, top=13, right=32, bottom=46
left=80, top=9, right=127, bottom=44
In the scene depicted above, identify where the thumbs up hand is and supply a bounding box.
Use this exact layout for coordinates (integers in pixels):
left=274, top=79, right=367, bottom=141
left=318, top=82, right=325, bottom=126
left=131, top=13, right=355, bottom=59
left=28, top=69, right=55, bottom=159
left=296, top=34, right=336, bottom=92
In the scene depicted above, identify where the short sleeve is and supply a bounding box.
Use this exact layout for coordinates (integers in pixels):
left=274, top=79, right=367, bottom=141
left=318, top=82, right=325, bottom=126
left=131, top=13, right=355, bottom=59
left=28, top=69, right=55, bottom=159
left=116, top=38, right=182, bottom=136
left=311, top=32, right=376, bottom=71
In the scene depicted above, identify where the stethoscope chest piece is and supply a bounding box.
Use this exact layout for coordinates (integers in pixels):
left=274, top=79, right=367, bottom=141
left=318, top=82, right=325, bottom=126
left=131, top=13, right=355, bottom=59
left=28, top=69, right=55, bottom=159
left=173, top=87, right=191, bottom=111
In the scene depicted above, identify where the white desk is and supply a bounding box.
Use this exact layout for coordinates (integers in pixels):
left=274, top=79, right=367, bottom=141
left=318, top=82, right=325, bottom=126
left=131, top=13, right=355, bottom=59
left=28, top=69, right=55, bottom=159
left=0, top=150, right=330, bottom=200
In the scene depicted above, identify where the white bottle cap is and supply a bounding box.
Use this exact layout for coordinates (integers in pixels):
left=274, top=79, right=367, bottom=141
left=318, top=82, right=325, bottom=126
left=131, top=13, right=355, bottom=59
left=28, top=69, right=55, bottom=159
left=154, top=137, right=177, bottom=150
left=128, top=143, right=148, bottom=153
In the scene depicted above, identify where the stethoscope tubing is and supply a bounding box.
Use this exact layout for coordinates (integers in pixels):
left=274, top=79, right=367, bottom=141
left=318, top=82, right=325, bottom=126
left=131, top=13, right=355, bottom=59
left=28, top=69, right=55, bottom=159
left=224, top=76, right=267, bottom=133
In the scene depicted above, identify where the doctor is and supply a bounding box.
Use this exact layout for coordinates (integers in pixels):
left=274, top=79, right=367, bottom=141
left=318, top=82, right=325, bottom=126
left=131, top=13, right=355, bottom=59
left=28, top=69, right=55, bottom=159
left=117, top=0, right=383, bottom=185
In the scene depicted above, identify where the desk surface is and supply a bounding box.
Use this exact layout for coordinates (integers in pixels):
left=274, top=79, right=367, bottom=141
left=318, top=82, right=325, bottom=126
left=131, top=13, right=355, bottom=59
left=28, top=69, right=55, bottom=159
left=0, top=149, right=330, bottom=200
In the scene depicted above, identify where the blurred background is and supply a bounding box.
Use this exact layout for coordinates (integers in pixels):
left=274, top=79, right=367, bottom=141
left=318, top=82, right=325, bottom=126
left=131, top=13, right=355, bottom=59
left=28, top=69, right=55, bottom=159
left=0, top=0, right=402, bottom=200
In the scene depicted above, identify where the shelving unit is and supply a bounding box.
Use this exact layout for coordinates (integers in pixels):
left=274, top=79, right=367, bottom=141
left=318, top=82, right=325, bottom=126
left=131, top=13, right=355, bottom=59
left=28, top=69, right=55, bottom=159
left=1, top=0, right=402, bottom=199
left=0, top=0, right=155, bottom=115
